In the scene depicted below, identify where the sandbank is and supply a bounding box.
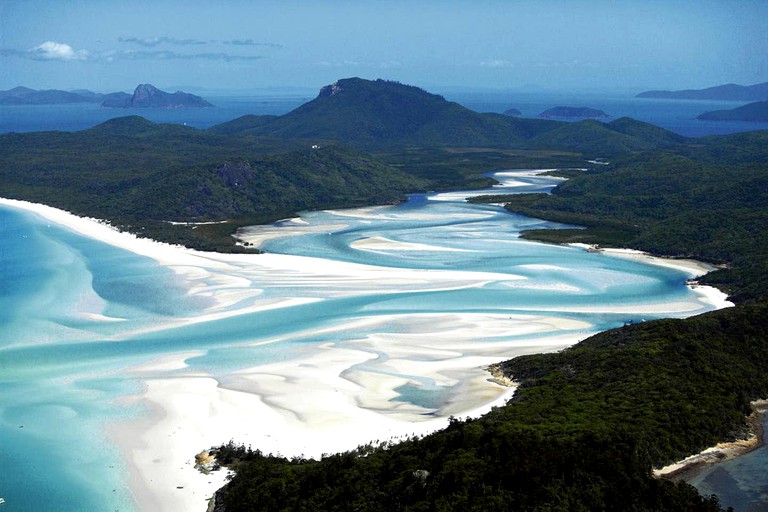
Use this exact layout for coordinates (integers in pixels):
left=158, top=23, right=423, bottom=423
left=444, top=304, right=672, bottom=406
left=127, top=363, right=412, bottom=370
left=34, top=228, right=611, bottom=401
left=350, top=235, right=476, bottom=253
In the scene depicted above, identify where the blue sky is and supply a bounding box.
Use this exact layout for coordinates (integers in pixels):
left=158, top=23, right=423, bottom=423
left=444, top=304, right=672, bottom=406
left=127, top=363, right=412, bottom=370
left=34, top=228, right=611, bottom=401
left=1, top=0, right=766, bottom=93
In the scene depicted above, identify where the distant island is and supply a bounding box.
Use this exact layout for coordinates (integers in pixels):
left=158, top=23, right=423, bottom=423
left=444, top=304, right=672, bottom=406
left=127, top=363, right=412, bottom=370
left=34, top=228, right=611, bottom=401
left=539, top=106, right=610, bottom=119
left=102, top=84, right=214, bottom=109
left=503, top=107, right=522, bottom=117
left=0, top=84, right=213, bottom=109
left=0, top=86, right=127, bottom=105
left=697, top=101, right=768, bottom=122
left=637, top=81, right=768, bottom=101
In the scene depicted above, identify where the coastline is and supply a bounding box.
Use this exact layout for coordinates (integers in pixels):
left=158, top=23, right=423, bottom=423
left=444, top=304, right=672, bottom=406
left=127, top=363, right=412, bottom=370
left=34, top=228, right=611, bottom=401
left=654, top=400, right=768, bottom=481
left=1, top=197, right=733, bottom=512
left=571, top=244, right=734, bottom=310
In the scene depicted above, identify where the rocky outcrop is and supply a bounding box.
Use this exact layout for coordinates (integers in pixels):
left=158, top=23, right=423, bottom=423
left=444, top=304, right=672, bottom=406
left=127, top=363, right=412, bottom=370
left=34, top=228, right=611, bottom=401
left=102, top=84, right=213, bottom=108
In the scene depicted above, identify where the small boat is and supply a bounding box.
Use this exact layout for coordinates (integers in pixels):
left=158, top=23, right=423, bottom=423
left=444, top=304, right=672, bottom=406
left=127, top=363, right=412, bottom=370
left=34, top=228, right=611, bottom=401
left=0, top=497, right=6, bottom=505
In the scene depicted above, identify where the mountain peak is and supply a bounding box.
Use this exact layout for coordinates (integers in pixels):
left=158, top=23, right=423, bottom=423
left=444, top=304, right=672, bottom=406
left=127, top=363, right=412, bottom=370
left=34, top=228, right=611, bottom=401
left=132, top=83, right=161, bottom=101
left=102, top=84, right=213, bottom=109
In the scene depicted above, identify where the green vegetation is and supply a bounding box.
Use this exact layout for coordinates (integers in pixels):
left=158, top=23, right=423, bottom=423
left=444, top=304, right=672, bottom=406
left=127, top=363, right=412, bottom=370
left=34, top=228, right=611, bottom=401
left=499, top=142, right=768, bottom=302
left=209, top=78, right=684, bottom=155
left=0, top=117, right=425, bottom=251
left=373, top=147, right=587, bottom=190
left=0, top=78, right=691, bottom=252
left=214, top=303, right=768, bottom=511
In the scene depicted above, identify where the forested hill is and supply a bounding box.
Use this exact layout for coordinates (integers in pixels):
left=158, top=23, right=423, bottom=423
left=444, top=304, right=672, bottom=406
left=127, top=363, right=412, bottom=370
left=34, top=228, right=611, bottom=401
left=209, top=78, right=684, bottom=154
left=0, top=116, right=425, bottom=251
left=492, top=130, right=768, bottom=303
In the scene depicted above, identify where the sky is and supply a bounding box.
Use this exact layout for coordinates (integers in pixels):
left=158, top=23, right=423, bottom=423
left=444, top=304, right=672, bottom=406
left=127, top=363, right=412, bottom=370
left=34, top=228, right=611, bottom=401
left=1, top=0, right=766, bottom=94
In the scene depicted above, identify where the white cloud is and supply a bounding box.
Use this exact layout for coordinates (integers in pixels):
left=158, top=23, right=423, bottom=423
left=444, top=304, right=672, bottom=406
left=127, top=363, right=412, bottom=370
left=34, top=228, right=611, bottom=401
left=28, top=41, right=88, bottom=61
left=480, top=59, right=514, bottom=68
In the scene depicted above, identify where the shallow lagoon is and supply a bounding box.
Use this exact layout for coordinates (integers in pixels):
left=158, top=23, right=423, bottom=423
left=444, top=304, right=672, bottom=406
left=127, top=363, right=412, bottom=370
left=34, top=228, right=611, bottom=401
left=0, top=171, right=725, bottom=510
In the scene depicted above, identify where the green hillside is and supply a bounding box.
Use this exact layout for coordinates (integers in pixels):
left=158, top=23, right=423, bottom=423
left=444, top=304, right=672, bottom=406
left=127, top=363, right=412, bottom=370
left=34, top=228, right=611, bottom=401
left=0, top=117, right=425, bottom=251
left=210, top=78, right=684, bottom=155
left=489, top=134, right=768, bottom=302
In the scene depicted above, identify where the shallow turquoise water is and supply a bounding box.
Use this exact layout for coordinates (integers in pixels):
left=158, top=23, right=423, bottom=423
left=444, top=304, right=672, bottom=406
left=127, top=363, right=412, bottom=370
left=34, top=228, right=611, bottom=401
left=0, top=171, right=720, bottom=511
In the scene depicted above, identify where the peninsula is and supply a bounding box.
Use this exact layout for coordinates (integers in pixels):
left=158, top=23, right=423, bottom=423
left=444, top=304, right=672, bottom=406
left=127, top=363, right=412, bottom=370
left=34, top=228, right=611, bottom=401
left=637, top=81, right=768, bottom=101
left=697, top=100, right=768, bottom=122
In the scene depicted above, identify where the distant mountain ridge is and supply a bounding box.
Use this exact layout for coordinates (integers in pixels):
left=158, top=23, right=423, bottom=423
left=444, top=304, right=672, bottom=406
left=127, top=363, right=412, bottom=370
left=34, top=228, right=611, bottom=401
left=697, top=101, right=768, bottom=122
left=0, top=86, right=116, bottom=105
left=209, top=77, right=682, bottom=154
left=0, top=84, right=213, bottom=108
left=637, top=81, right=768, bottom=101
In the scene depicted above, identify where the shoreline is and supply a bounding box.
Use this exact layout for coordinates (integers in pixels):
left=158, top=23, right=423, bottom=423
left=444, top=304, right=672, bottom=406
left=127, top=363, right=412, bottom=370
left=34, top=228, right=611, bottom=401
left=654, top=400, right=768, bottom=481
left=571, top=243, right=734, bottom=310
left=1, top=197, right=733, bottom=512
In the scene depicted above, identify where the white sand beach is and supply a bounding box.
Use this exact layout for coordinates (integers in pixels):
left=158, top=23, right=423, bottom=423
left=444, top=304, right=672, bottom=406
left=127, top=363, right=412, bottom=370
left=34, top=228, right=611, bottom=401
left=0, top=197, right=733, bottom=512
left=572, top=244, right=734, bottom=310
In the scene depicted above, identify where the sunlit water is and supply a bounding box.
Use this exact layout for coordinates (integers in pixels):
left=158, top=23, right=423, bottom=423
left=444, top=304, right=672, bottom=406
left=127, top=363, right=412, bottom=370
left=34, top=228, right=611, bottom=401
left=0, top=170, right=725, bottom=511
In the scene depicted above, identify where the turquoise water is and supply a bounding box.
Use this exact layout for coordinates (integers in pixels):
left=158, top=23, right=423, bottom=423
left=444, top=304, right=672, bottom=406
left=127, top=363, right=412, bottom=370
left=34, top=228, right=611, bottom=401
left=0, top=172, right=721, bottom=511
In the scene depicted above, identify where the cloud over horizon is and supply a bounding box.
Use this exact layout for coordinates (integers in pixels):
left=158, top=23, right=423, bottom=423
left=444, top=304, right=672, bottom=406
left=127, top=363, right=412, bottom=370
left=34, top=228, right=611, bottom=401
left=1, top=41, right=266, bottom=64
left=0, top=41, right=90, bottom=61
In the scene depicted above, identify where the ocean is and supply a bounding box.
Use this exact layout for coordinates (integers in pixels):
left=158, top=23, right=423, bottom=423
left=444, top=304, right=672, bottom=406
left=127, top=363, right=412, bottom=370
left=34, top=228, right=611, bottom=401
left=0, top=91, right=761, bottom=510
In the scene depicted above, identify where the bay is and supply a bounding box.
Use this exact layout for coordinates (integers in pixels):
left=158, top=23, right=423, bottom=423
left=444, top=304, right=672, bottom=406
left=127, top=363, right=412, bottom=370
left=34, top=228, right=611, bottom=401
left=0, top=169, right=724, bottom=511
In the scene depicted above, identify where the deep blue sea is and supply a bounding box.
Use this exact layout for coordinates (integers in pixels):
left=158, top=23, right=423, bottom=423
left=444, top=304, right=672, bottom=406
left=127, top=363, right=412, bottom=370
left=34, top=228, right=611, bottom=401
left=0, top=91, right=763, bottom=510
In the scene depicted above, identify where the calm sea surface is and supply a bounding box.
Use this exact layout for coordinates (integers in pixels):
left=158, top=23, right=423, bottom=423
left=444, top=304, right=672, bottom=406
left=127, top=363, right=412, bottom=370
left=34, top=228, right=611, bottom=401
left=0, top=91, right=762, bottom=510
